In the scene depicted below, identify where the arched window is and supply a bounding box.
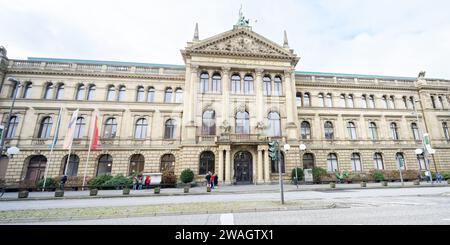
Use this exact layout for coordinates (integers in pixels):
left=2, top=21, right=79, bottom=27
left=74, top=117, right=85, bottom=139
left=200, top=73, right=209, bottom=93
left=103, top=118, right=117, bottom=138
left=199, top=151, right=215, bottom=175
left=5, top=116, right=19, bottom=138
left=271, top=151, right=285, bottom=173
left=369, top=122, right=378, bottom=140
left=273, top=76, right=282, bottom=96
left=235, top=111, right=250, bottom=134
left=129, top=154, right=145, bottom=175
left=38, top=117, right=52, bottom=139
left=340, top=94, right=346, bottom=108
left=443, top=122, right=450, bottom=140
left=263, top=76, right=272, bottom=96
left=23, top=82, right=32, bottom=99
left=361, top=95, right=368, bottom=108
left=202, top=110, right=216, bottom=135
left=164, top=87, right=173, bottom=103
left=326, top=93, right=333, bottom=107
left=25, top=155, right=47, bottom=182
left=388, top=96, right=395, bottom=109
left=136, top=86, right=145, bottom=102
left=175, top=88, right=183, bottom=103
left=301, top=121, right=311, bottom=140
left=296, top=92, right=302, bottom=106
left=76, top=84, right=85, bottom=101
left=351, top=153, right=362, bottom=172
left=304, top=93, right=311, bottom=107
left=118, top=86, right=126, bottom=101
left=106, top=85, right=115, bottom=101
left=417, top=153, right=426, bottom=170
left=347, top=94, right=354, bottom=108
left=431, top=95, right=437, bottom=109
left=396, top=153, right=406, bottom=170
left=164, top=119, right=176, bottom=139
left=327, top=153, right=338, bottom=172
left=147, top=87, right=155, bottom=102
left=347, top=122, right=357, bottom=140
left=411, top=123, right=420, bottom=140
left=324, top=121, right=334, bottom=140
left=368, top=95, right=375, bottom=108
left=62, top=155, right=79, bottom=176
left=438, top=96, right=444, bottom=109
left=56, top=84, right=64, bottom=100
left=267, top=112, right=281, bottom=137
left=244, top=75, right=254, bottom=94
left=390, top=122, right=399, bottom=140
left=212, top=73, right=221, bottom=93
left=160, top=154, right=175, bottom=173
left=303, top=153, right=315, bottom=169
left=44, top=83, right=54, bottom=99
left=374, top=153, right=384, bottom=170
left=382, top=95, right=388, bottom=109
left=403, top=96, right=409, bottom=109
left=318, top=93, right=325, bottom=107
left=231, top=74, right=241, bottom=94
left=10, top=81, right=19, bottom=98
left=96, top=154, right=112, bottom=176
left=135, top=118, right=148, bottom=139
left=87, top=85, right=96, bottom=101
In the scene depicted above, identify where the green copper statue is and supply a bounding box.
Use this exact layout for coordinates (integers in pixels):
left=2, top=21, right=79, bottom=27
left=237, top=5, right=250, bottom=27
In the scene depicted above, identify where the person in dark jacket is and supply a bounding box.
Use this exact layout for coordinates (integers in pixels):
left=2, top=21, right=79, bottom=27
left=205, top=171, right=211, bottom=187
left=214, top=173, right=218, bottom=187
left=60, top=175, right=68, bottom=190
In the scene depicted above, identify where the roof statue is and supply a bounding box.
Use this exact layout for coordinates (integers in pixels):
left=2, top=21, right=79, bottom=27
left=418, top=71, right=426, bottom=79
left=236, top=5, right=250, bottom=27
left=0, top=46, right=6, bottom=58
left=193, top=23, right=199, bottom=41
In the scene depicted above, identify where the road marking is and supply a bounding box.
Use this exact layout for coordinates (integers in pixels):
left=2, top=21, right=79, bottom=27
left=442, top=219, right=450, bottom=221
left=220, top=213, right=234, bottom=225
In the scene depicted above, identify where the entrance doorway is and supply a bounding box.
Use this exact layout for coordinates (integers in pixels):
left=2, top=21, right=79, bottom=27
left=234, top=151, right=252, bottom=184
left=25, top=155, right=47, bottom=183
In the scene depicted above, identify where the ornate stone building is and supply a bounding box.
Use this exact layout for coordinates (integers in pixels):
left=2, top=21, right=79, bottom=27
left=0, top=22, right=449, bottom=185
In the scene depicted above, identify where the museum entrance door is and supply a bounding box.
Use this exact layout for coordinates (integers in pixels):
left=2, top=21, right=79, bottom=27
left=234, top=151, right=252, bottom=184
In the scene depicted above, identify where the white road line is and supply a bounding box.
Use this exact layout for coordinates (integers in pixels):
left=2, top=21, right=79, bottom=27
left=220, top=213, right=234, bottom=225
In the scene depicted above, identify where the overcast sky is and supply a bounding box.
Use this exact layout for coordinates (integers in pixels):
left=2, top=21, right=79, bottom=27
left=1, top=0, right=450, bottom=79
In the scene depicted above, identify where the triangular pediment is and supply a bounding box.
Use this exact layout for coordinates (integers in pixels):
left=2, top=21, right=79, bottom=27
left=186, top=27, right=297, bottom=60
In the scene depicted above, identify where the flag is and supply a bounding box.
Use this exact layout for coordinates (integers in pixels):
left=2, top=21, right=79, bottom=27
left=63, top=109, right=79, bottom=149
left=48, top=108, right=62, bottom=149
left=90, top=110, right=99, bottom=150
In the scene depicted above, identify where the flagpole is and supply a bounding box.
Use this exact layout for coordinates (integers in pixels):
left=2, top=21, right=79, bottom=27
left=63, top=108, right=79, bottom=178
left=82, top=110, right=97, bottom=191
left=42, top=107, right=62, bottom=192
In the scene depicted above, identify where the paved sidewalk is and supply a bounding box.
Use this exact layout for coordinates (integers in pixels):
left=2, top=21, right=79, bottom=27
left=1, top=181, right=448, bottom=201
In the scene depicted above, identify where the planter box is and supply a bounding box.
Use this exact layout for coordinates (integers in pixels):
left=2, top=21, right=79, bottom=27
left=207, top=186, right=211, bottom=192
left=381, top=181, right=388, bottom=187
left=90, top=189, right=98, bottom=196
left=55, top=190, right=64, bottom=197
left=330, top=183, right=336, bottom=188
left=18, top=190, right=29, bottom=199
left=414, top=180, right=420, bottom=185
left=360, top=182, right=367, bottom=188
left=154, top=187, right=160, bottom=194
left=184, top=187, right=189, bottom=193
left=447, top=179, right=450, bottom=184
left=122, top=188, right=130, bottom=195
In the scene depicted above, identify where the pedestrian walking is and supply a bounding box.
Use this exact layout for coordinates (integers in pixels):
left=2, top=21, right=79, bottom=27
left=436, top=172, right=443, bottom=183
left=132, top=175, right=138, bottom=190
left=210, top=173, right=215, bottom=189
left=214, top=173, right=218, bottom=187
left=205, top=171, right=211, bottom=187
left=138, top=175, right=143, bottom=190
left=145, top=175, right=151, bottom=189
left=60, top=175, right=68, bottom=190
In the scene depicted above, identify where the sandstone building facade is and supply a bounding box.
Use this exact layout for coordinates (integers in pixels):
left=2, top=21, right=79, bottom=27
left=0, top=23, right=449, bottom=185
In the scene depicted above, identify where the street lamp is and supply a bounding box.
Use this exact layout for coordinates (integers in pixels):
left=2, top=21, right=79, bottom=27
left=0, top=77, right=21, bottom=156
left=296, top=144, right=306, bottom=188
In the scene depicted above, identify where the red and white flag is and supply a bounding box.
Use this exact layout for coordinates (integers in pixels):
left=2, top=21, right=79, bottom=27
left=62, top=109, right=79, bottom=149
left=90, top=110, right=99, bottom=150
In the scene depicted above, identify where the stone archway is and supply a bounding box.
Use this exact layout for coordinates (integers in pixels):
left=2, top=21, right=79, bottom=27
left=234, top=151, right=252, bottom=184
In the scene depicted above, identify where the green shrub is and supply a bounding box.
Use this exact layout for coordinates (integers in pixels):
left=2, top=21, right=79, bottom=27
left=442, top=172, right=450, bottom=180
left=291, top=168, right=304, bottom=181
left=372, top=170, right=385, bottom=182
left=103, top=174, right=132, bottom=188
left=180, top=169, right=194, bottom=183
left=88, top=175, right=113, bottom=188
left=312, top=167, right=328, bottom=182
left=37, top=177, right=57, bottom=189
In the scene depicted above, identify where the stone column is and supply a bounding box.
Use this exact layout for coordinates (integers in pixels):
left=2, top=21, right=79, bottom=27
left=185, top=65, right=198, bottom=143
left=222, top=67, right=231, bottom=125
left=224, top=147, right=232, bottom=185
left=257, top=147, right=264, bottom=184
left=284, top=69, right=297, bottom=142
left=264, top=148, right=270, bottom=183
left=218, top=148, right=224, bottom=183
left=255, top=68, right=264, bottom=123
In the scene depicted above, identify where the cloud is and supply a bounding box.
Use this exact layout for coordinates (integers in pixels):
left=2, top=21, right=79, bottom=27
left=1, top=0, right=449, bottom=78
